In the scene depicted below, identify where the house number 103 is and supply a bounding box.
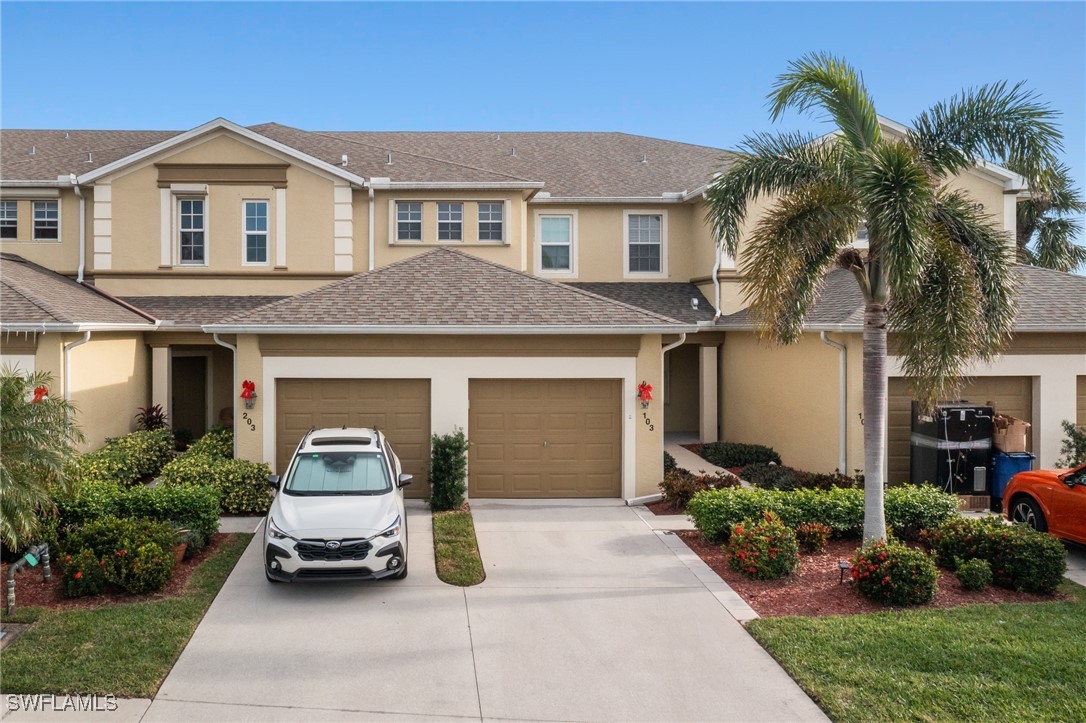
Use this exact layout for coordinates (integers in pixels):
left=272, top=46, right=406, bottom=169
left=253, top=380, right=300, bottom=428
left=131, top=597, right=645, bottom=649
left=642, top=412, right=654, bottom=432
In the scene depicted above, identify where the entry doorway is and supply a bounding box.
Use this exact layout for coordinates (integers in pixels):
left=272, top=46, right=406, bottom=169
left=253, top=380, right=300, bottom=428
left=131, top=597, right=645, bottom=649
left=172, top=355, right=209, bottom=439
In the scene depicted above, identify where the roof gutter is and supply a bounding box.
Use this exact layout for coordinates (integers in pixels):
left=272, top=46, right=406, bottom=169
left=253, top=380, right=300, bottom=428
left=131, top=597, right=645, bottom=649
left=63, top=331, right=91, bottom=401
left=212, top=333, right=239, bottom=458
left=70, top=174, right=85, bottom=283
left=368, top=185, right=375, bottom=272
left=820, top=332, right=848, bottom=474
left=530, top=194, right=687, bottom=205
left=1, top=323, right=157, bottom=333
left=203, top=324, right=701, bottom=336
left=366, top=180, right=544, bottom=191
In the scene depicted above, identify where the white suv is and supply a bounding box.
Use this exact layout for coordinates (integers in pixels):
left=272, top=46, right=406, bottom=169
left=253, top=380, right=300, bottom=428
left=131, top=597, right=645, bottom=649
left=263, top=427, right=411, bottom=582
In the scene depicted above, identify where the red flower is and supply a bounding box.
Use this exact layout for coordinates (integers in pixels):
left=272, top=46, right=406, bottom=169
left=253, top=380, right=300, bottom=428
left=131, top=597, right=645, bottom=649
left=74, top=571, right=83, bottom=579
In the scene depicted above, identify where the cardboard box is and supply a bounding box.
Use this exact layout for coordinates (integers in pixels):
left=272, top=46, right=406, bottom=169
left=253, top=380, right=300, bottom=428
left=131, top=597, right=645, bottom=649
left=994, top=414, right=1031, bottom=453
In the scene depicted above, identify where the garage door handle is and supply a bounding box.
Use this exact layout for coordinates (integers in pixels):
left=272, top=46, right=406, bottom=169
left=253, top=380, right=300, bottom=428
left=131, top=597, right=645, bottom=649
left=543, top=440, right=548, bottom=448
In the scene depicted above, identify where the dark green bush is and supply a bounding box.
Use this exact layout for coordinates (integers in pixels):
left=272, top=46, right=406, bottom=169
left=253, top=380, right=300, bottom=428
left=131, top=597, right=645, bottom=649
left=125, top=542, right=174, bottom=594
left=60, top=548, right=108, bottom=598
left=187, top=426, right=234, bottom=459
left=727, top=511, right=799, bottom=580
left=1056, top=419, right=1086, bottom=467
left=688, top=442, right=781, bottom=468
left=922, top=516, right=1067, bottom=594
left=686, top=485, right=958, bottom=543
left=794, top=522, right=832, bottom=553
left=659, top=469, right=739, bottom=510
left=159, top=453, right=271, bottom=514
left=664, top=451, right=677, bottom=475
left=955, top=557, right=993, bottom=591
left=430, top=428, right=468, bottom=511
left=56, top=479, right=219, bottom=549
left=78, top=428, right=174, bottom=485
left=741, top=463, right=861, bottom=491
left=851, top=539, right=938, bottom=606
left=61, top=517, right=176, bottom=595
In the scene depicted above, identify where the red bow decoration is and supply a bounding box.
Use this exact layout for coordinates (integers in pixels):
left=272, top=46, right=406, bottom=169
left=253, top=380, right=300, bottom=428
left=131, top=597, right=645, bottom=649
left=32, top=386, right=49, bottom=403
left=637, top=382, right=653, bottom=402
left=240, top=380, right=256, bottom=400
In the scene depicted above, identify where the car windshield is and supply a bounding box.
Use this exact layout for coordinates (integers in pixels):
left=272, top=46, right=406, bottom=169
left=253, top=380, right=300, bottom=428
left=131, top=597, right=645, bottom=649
left=284, top=451, right=391, bottom=495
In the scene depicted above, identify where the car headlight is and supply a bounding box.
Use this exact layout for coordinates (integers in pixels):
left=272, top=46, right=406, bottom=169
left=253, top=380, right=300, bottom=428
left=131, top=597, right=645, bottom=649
left=379, top=515, right=401, bottom=538
left=267, top=517, right=295, bottom=541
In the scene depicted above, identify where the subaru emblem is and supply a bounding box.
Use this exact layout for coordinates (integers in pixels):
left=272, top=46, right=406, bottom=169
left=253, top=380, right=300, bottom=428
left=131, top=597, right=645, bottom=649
left=325, top=541, right=341, bottom=550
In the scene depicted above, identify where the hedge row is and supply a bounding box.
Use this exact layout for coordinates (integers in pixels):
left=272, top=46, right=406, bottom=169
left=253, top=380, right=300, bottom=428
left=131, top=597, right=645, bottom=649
left=78, top=428, right=174, bottom=485
left=159, top=428, right=271, bottom=514
left=740, top=463, right=861, bottom=491
left=687, top=442, right=781, bottom=468
left=686, top=484, right=960, bottom=542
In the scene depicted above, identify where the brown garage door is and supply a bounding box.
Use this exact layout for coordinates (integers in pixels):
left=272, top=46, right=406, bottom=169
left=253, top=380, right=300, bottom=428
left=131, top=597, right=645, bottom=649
left=276, top=379, right=430, bottom=498
left=1078, top=376, right=1086, bottom=427
left=469, top=379, right=621, bottom=498
left=888, top=376, right=1032, bottom=484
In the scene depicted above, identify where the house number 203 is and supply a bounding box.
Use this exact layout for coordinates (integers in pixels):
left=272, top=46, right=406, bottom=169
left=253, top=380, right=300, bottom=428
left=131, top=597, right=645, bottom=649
left=241, top=412, right=257, bottom=432
left=642, top=412, right=654, bottom=432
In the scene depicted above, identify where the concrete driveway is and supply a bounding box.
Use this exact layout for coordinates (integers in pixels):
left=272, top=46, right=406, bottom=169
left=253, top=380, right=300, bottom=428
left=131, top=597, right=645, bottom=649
left=143, top=500, right=825, bottom=722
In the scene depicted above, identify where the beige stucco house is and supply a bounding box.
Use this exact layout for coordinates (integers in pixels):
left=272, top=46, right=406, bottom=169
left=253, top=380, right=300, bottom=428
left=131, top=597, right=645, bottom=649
left=2, top=117, right=1083, bottom=501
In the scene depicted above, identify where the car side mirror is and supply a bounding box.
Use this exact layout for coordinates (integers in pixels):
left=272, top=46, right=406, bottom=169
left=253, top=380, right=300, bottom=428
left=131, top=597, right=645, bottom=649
left=398, top=473, right=413, bottom=488
left=267, top=474, right=280, bottom=489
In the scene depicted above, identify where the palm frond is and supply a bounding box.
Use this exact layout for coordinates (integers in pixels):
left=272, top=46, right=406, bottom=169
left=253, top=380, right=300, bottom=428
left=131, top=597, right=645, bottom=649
left=908, top=81, right=1062, bottom=181
left=768, top=52, right=882, bottom=152
left=705, top=131, right=851, bottom=256
left=739, top=182, right=862, bottom=344
left=856, top=140, right=934, bottom=292
left=1034, top=217, right=1086, bottom=272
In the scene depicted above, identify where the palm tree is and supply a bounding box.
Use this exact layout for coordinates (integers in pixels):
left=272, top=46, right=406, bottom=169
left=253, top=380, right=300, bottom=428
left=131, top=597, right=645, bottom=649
left=0, top=367, right=84, bottom=550
left=706, top=53, right=1062, bottom=543
left=1013, top=161, right=1086, bottom=272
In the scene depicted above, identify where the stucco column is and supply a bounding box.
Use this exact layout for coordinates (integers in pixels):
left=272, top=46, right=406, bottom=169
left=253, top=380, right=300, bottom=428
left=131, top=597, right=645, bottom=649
left=1036, top=368, right=1081, bottom=467
left=699, top=345, right=718, bottom=443
left=151, top=346, right=171, bottom=420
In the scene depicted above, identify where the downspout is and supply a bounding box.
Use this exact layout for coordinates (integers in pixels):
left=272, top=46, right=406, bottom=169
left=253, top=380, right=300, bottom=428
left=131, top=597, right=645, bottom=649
left=820, top=331, right=848, bottom=473
left=63, top=331, right=91, bottom=401
left=70, top=174, right=85, bottom=283
left=368, top=186, right=375, bottom=271
left=213, top=333, right=239, bottom=458
left=661, top=333, right=686, bottom=355
left=711, top=240, right=723, bottom=320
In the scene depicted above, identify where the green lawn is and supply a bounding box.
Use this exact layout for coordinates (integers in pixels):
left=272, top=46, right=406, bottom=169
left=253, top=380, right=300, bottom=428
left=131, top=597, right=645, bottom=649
left=748, top=580, right=1086, bottom=722
left=432, top=507, right=485, bottom=586
left=0, top=533, right=251, bottom=697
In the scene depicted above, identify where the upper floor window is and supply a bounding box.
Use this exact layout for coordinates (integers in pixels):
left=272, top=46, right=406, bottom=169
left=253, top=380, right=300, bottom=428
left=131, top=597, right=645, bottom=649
left=478, top=202, right=504, bottom=241
left=0, top=201, right=16, bottom=239
left=244, top=200, right=269, bottom=264
left=437, top=202, right=463, bottom=241
left=178, top=198, right=205, bottom=265
left=625, top=212, right=665, bottom=275
left=537, top=213, right=576, bottom=276
left=397, top=202, right=422, bottom=241
left=32, top=200, right=59, bottom=241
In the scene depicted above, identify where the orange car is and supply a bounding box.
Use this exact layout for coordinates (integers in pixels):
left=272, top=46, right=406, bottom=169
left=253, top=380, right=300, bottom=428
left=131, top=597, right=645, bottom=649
left=1003, top=462, right=1086, bottom=544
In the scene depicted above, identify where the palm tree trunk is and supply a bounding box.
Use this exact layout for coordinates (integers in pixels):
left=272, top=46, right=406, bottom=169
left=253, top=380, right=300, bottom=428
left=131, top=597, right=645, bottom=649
left=862, top=303, right=889, bottom=544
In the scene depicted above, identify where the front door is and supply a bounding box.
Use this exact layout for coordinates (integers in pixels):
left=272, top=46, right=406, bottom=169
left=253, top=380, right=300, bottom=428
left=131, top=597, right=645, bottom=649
left=172, top=356, right=208, bottom=439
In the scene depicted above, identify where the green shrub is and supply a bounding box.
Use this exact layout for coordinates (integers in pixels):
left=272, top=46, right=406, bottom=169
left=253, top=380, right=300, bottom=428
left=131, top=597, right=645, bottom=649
left=77, top=428, right=174, bottom=485
left=659, top=469, right=739, bottom=510
left=727, top=511, right=800, bottom=580
left=687, top=485, right=957, bottom=543
left=187, top=426, right=234, bottom=459
left=663, top=451, right=677, bottom=475
left=922, top=516, right=1067, bottom=594
left=430, top=428, right=468, bottom=511
left=78, top=446, right=140, bottom=486
left=56, top=479, right=219, bottom=549
left=62, top=517, right=176, bottom=595
left=955, top=557, right=993, bottom=591
left=60, top=548, right=108, bottom=598
left=741, top=463, right=861, bottom=491
left=159, top=453, right=271, bottom=514
left=689, top=442, right=781, bottom=468
left=1056, top=420, right=1086, bottom=467
left=134, top=404, right=168, bottom=431
left=794, top=522, right=832, bottom=553
left=851, top=540, right=938, bottom=606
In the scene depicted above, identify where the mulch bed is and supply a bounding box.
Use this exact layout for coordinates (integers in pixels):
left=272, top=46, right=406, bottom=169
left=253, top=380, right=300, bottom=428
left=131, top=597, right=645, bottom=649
left=1, top=533, right=232, bottom=613
left=646, top=499, right=685, bottom=516
left=677, top=532, right=1059, bottom=617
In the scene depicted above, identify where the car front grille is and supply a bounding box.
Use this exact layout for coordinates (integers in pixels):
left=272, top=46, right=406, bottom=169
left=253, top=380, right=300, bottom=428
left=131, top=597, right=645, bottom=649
left=295, top=567, right=375, bottom=579
left=295, top=538, right=373, bottom=562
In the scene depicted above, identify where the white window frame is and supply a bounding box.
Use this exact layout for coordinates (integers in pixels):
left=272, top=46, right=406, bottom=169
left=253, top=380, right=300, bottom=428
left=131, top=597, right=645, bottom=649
left=0, top=201, right=17, bottom=239
left=395, top=201, right=423, bottom=242
left=535, top=210, right=578, bottom=278
left=242, top=199, right=270, bottom=266
left=623, top=209, right=668, bottom=278
left=437, top=202, right=463, bottom=242
left=32, top=200, right=60, bottom=242
left=176, top=196, right=208, bottom=266
left=478, top=201, right=505, bottom=242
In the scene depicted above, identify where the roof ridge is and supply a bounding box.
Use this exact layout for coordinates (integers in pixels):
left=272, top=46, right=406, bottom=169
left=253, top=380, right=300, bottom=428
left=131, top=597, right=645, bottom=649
left=434, top=248, right=684, bottom=324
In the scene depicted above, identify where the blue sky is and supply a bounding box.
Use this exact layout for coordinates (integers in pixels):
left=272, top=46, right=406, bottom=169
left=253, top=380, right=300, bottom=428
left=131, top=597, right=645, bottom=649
left=2, top=2, right=1084, bottom=192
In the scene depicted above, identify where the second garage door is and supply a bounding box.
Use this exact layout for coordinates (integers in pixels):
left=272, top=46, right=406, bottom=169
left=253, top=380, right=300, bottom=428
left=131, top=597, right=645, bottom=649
left=888, top=376, right=1032, bottom=484
left=276, top=379, right=431, bottom=498
left=469, top=379, right=622, bottom=498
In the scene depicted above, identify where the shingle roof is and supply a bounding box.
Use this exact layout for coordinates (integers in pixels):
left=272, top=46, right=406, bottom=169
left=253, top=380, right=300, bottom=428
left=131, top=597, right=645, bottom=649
left=0, top=254, right=154, bottom=327
left=119, top=296, right=288, bottom=328
left=1, top=123, right=734, bottom=197
left=567, top=282, right=715, bottom=324
left=209, top=248, right=691, bottom=332
left=716, top=266, right=1086, bottom=331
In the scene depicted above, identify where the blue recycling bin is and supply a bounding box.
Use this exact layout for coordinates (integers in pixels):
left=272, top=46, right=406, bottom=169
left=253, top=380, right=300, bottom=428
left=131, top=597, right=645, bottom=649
left=992, top=452, right=1035, bottom=500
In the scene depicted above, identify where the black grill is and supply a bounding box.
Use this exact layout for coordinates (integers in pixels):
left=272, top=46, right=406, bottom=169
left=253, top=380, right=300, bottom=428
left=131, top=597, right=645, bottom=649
left=295, top=539, right=372, bottom=562
left=295, top=567, right=375, bottom=579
